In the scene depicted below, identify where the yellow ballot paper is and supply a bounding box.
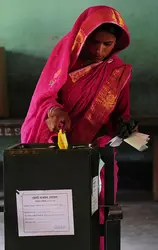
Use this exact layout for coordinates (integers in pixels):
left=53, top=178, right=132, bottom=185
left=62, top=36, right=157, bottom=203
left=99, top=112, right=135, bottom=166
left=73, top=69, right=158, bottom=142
left=58, top=129, right=68, bottom=149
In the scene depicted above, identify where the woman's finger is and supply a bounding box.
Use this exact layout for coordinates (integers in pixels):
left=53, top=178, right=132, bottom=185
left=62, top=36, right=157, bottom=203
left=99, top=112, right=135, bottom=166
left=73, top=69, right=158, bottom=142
left=64, top=115, right=71, bottom=131
left=46, top=117, right=59, bottom=133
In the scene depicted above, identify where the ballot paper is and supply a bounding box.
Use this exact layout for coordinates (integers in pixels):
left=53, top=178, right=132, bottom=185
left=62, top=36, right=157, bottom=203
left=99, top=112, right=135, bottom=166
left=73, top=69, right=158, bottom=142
left=91, top=176, right=99, bottom=215
left=109, top=132, right=150, bottom=151
left=16, top=189, right=74, bottom=237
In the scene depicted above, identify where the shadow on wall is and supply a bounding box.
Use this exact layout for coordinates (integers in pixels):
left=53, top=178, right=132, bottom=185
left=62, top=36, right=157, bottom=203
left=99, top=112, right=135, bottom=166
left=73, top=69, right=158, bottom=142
left=6, top=51, right=47, bottom=118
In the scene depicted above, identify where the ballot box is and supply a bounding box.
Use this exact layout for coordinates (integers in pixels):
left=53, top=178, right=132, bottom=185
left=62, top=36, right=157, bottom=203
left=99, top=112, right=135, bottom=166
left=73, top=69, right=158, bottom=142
left=3, top=144, right=123, bottom=250
left=3, top=144, right=100, bottom=250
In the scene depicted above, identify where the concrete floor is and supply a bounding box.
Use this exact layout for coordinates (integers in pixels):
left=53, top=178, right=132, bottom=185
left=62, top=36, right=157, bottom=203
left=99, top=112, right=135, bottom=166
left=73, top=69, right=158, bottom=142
left=0, top=202, right=158, bottom=250
left=121, top=202, right=158, bottom=250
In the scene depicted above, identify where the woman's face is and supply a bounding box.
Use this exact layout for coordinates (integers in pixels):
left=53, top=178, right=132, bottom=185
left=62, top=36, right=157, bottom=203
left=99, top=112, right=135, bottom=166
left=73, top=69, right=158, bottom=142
left=83, top=29, right=117, bottom=63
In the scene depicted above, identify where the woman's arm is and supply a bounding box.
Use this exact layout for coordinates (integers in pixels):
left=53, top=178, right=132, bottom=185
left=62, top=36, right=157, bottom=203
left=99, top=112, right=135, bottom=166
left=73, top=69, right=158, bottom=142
left=105, top=81, right=131, bottom=138
left=113, top=81, right=130, bottom=121
left=110, top=81, right=138, bottom=138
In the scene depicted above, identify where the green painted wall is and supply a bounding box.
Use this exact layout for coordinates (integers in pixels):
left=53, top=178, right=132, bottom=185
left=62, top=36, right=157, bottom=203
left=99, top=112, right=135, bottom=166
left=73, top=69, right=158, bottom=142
left=1, top=0, right=158, bottom=117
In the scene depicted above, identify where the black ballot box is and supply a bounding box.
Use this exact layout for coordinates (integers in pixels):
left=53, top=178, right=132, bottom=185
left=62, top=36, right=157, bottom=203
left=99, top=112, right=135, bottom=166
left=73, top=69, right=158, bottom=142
left=3, top=144, right=100, bottom=250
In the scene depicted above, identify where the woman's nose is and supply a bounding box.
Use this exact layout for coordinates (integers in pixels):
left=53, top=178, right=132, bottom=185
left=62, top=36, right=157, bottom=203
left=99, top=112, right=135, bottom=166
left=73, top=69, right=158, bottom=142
left=96, top=44, right=104, bottom=55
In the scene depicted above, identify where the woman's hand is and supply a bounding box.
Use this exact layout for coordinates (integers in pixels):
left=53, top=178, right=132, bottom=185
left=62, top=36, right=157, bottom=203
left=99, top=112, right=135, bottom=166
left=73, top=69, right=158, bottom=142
left=46, top=107, right=71, bottom=133
left=117, top=118, right=139, bottom=139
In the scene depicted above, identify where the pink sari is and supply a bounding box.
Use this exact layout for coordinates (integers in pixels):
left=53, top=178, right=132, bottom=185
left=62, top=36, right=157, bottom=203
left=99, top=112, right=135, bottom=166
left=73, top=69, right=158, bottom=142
left=21, top=6, right=131, bottom=250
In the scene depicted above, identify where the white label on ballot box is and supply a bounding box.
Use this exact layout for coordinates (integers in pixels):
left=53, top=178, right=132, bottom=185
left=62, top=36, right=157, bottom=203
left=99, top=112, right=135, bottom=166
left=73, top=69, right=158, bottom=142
left=16, top=189, right=74, bottom=237
left=91, top=176, right=99, bottom=215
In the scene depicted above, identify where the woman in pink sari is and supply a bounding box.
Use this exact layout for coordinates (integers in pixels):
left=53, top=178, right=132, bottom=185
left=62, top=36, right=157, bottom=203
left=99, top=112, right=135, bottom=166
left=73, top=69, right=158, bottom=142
left=21, top=5, right=136, bottom=249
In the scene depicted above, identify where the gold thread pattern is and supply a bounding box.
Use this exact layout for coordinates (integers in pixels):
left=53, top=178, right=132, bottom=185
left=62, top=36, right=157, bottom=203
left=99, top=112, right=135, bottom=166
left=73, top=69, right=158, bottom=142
left=49, top=69, right=62, bottom=85
left=85, top=67, right=125, bottom=125
left=69, top=65, right=92, bottom=83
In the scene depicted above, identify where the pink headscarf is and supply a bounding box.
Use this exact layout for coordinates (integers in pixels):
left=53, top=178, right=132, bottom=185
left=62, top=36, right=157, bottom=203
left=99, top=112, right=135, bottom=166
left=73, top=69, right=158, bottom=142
left=21, top=5, right=130, bottom=143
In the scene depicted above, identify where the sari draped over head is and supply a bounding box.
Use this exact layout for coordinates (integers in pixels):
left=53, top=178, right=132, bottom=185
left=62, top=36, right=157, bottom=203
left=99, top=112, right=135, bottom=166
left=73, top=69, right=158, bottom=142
left=21, top=5, right=131, bottom=144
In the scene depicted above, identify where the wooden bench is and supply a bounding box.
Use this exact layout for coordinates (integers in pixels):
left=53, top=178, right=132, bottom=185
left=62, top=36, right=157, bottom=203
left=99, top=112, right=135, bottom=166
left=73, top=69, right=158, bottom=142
left=0, top=119, right=22, bottom=165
